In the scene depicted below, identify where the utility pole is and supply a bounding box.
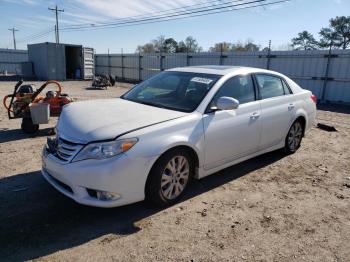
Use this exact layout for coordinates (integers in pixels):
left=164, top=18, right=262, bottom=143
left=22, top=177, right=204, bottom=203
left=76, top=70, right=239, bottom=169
left=49, top=5, right=64, bottom=44
left=8, top=28, right=18, bottom=50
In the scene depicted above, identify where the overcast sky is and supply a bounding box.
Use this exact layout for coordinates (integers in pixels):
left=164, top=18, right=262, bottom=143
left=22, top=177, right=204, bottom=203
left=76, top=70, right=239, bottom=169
left=0, top=0, right=349, bottom=53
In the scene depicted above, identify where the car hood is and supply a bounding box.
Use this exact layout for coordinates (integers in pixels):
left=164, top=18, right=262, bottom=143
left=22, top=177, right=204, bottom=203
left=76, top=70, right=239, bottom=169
left=56, top=98, right=187, bottom=144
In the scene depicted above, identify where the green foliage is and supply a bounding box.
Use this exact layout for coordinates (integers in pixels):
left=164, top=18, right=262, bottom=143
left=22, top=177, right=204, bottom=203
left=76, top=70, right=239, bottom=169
left=209, top=40, right=260, bottom=52
left=319, top=16, right=350, bottom=49
left=136, top=35, right=202, bottom=53
left=291, top=31, right=318, bottom=50
left=290, top=16, right=350, bottom=50
left=209, top=42, right=232, bottom=52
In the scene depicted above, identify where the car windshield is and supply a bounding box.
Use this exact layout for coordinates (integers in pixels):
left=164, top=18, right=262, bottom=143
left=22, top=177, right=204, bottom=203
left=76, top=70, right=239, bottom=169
left=122, top=71, right=221, bottom=112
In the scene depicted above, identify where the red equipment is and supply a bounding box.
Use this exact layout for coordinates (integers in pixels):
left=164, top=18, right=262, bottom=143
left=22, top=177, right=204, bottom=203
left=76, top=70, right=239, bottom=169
left=3, top=80, right=73, bottom=134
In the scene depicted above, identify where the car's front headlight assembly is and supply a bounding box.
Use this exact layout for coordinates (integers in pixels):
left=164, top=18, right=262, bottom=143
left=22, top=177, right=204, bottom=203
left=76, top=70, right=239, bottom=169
left=72, top=138, right=138, bottom=162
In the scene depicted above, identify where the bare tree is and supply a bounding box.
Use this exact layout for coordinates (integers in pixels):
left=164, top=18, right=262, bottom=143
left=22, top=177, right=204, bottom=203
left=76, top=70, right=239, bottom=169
left=209, top=42, right=232, bottom=52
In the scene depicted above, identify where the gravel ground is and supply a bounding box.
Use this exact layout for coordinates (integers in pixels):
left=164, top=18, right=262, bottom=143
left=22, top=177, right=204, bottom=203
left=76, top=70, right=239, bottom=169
left=0, top=81, right=349, bottom=262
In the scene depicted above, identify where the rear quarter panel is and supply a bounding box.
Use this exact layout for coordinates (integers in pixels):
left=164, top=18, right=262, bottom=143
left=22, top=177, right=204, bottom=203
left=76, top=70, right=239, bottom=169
left=292, top=89, right=316, bottom=133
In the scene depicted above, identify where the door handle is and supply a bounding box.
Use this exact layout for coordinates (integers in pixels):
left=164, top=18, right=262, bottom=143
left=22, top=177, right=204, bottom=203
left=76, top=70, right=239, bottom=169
left=288, top=103, right=295, bottom=110
left=250, top=112, right=260, bottom=119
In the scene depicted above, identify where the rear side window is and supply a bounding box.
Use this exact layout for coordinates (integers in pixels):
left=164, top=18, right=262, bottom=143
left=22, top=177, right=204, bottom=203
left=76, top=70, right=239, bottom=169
left=213, top=75, right=255, bottom=105
left=255, top=74, right=285, bottom=99
left=282, top=79, right=293, bottom=94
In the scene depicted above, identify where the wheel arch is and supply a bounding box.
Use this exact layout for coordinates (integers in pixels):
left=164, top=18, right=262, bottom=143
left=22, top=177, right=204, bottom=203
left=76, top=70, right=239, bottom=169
left=295, top=115, right=306, bottom=135
left=144, top=144, right=200, bottom=196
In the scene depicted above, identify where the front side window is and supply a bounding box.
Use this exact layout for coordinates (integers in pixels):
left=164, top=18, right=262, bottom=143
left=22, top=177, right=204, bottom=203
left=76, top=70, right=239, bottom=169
left=255, top=74, right=286, bottom=99
left=122, top=71, right=221, bottom=112
left=212, top=74, right=256, bottom=105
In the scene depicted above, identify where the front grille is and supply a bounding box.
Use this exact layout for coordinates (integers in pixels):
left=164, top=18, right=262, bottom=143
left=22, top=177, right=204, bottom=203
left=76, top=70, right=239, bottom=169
left=47, top=136, right=83, bottom=163
left=56, top=138, right=83, bottom=162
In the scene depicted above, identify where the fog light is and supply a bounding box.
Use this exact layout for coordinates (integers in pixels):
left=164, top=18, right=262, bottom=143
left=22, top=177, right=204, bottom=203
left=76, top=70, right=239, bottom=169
left=96, top=191, right=121, bottom=201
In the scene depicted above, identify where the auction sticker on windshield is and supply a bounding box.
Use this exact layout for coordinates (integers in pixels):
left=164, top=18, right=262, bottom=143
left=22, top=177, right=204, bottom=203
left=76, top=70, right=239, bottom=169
left=190, top=77, right=214, bottom=85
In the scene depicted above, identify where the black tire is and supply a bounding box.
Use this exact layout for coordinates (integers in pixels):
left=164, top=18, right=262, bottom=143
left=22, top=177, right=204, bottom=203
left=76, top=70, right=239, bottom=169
left=109, top=75, right=116, bottom=86
left=21, top=117, right=39, bottom=134
left=145, top=148, right=194, bottom=207
left=284, top=120, right=304, bottom=154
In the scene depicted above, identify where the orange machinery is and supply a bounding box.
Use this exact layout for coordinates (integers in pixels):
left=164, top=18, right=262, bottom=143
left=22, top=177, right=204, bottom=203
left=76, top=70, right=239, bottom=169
left=3, top=80, right=73, bottom=134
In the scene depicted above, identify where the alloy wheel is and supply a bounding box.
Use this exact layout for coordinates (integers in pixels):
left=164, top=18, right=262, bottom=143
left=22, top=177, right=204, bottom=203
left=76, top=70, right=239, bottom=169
left=160, top=155, right=190, bottom=200
left=288, top=121, right=303, bottom=151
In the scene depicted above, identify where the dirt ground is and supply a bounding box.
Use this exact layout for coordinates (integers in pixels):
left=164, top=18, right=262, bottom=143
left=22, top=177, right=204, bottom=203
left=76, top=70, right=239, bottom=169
left=0, top=81, right=349, bottom=262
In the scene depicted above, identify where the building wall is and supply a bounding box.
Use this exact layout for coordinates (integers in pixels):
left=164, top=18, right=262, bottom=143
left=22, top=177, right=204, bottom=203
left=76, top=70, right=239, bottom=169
left=0, top=49, right=28, bottom=74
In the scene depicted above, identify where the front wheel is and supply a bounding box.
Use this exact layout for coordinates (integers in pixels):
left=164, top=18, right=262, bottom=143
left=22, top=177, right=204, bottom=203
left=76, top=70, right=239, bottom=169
left=285, top=120, right=304, bottom=154
left=145, top=149, right=194, bottom=207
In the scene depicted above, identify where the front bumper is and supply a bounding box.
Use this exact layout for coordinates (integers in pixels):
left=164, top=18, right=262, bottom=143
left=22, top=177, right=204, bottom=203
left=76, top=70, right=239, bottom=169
left=41, top=147, right=157, bottom=208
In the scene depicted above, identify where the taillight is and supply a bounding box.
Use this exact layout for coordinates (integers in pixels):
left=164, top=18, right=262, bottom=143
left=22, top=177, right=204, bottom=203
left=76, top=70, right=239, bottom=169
left=311, top=94, right=317, bottom=104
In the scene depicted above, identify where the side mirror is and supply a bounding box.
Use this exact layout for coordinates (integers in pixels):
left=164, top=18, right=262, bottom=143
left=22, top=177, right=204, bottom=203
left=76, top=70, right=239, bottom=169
left=214, top=96, right=239, bottom=111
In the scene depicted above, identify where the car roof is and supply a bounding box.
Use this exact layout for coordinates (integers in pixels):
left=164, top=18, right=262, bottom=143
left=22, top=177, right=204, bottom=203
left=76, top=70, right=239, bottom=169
left=166, top=65, right=279, bottom=76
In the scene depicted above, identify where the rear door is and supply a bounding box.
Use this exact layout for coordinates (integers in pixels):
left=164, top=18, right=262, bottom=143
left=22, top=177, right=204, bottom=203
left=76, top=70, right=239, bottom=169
left=82, top=47, right=94, bottom=80
left=254, top=74, right=294, bottom=150
left=203, top=74, right=262, bottom=170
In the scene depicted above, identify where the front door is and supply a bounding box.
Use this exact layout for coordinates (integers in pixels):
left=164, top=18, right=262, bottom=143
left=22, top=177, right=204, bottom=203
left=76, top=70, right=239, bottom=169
left=203, top=74, right=262, bottom=170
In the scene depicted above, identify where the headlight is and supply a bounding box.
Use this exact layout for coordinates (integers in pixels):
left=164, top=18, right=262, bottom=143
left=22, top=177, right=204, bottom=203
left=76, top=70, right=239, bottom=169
left=72, top=138, right=138, bottom=162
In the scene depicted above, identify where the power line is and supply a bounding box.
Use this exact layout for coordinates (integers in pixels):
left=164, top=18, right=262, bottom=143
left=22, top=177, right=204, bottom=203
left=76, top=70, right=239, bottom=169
left=61, top=0, right=244, bottom=29
left=10, top=0, right=233, bottom=46
left=62, top=0, right=250, bottom=30
left=10, top=0, right=234, bottom=46
left=48, top=5, right=64, bottom=44
left=61, top=0, right=289, bottom=32
left=12, top=0, right=289, bottom=46
left=8, top=28, right=19, bottom=50
left=16, top=28, right=54, bottom=43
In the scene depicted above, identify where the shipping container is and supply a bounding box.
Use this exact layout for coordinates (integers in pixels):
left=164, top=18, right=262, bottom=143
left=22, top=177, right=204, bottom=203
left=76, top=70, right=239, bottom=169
left=28, top=42, right=94, bottom=80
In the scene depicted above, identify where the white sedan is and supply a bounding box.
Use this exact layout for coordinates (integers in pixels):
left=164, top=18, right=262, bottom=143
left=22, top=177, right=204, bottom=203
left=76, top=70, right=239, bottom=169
left=42, top=66, right=317, bottom=208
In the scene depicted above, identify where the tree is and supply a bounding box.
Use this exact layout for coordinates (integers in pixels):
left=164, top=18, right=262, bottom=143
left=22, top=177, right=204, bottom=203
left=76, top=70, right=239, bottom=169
left=291, top=31, right=318, bottom=50
left=136, top=43, right=156, bottom=53
left=163, top=38, right=178, bottom=53
left=184, top=36, right=202, bottom=52
left=243, top=40, right=260, bottom=51
left=231, top=40, right=260, bottom=51
left=209, top=42, right=232, bottom=52
left=319, top=16, right=350, bottom=49
left=136, top=35, right=202, bottom=53
left=176, top=41, right=187, bottom=53
left=319, top=27, right=341, bottom=49
left=231, top=41, right=245, bottom=51
left=151, top=35, right=166, bottom=52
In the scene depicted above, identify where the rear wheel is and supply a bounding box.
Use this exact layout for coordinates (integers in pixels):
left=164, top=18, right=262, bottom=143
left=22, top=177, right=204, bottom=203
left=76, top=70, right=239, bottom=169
left=145, top=149, right=194, bottom=207
left=21, top=117, right=39, bottom=134
left=285, top=120, right=303, bottom=153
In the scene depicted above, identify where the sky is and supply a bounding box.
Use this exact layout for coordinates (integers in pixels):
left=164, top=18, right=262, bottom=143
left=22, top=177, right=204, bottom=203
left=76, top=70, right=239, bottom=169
left=0, top=0, right=349, bottom=53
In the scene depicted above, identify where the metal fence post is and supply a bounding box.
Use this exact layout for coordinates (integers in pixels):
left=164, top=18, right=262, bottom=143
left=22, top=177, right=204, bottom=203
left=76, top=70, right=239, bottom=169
left=107, top=49, right=111, bottom=76
left=121, top=53, right=124, bottom=80
left=321, top=46, right=333, bottom=103
left=186, top=48, right=190, bottom=66
left=160, top=51, right=164, bottom=71
left=266, top=40, right=271, bottom=70
left=138, top=52, right=142, bottom=81
left=219, top=43, right=223, bottom=65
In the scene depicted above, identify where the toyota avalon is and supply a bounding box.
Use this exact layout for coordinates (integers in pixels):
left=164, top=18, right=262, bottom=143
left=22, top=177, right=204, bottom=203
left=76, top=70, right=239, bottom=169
left=42, top=66, right=317, bottom=208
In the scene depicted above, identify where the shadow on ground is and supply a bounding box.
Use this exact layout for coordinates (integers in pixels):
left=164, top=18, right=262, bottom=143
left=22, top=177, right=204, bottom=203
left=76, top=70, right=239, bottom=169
left=0, top=128, right=54, bottom=143
left=85, top=86, right=108, bottom=90
left=0, top=150, right=284, bottom=261
left=317, top=103, right=350, bottom=114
